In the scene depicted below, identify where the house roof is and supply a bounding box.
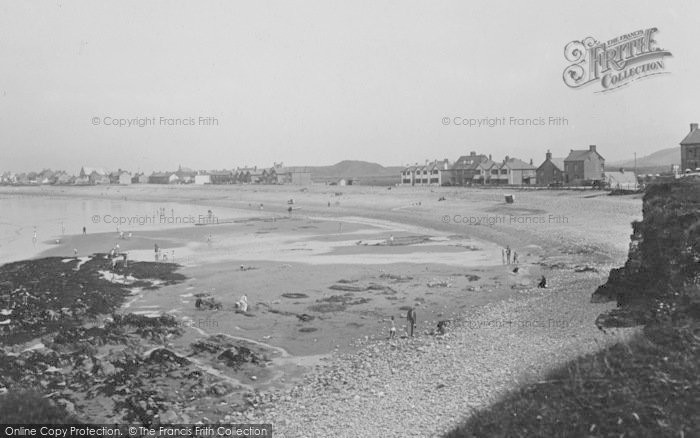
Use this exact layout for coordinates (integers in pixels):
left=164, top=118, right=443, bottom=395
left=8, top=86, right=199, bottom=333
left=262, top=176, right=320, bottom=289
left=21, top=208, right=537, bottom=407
left=476, top=159, right=498, bottom=170
left=150, top=172, right=172, bottom=177
left=564, top=149, right=605, bottom=162
left=550, top=158, right=565, bottom=170
left=680, top=128, right=700, bottom=145
left=278, top=166, right=312, bottom=173
left=502, top=158, right=535, bottom=170
left=538, top=157, right=565, bottom=171
left=452, top=154, right=488, bottom=170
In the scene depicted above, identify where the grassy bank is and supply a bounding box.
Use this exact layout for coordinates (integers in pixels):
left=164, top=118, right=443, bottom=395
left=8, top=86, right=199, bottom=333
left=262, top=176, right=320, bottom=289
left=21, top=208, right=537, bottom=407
left=445, top=323, right=699, bottom=437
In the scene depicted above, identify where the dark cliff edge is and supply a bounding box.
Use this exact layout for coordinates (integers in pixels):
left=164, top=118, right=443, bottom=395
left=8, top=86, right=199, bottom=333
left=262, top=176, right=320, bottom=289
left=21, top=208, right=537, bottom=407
left=592, top=179, right=700, bottom=330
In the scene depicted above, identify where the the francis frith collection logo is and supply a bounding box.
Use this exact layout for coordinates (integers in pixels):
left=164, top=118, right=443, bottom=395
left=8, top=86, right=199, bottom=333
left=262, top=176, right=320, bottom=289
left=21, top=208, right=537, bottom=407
left=563, top=28, right=672, bottom=92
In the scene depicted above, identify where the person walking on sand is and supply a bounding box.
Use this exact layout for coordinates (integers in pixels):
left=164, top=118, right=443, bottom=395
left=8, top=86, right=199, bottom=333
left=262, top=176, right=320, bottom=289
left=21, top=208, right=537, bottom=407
left=407, top=307, right=417, bottom=337
left=83, top=226, right=86, bottom=235
left=389, top=316, right=396, bottom=339
left=501, top=248, right=505, bottom=265
left=513, top=251, right=519, bottom=265
left=32, top=229, right=38, bottom=247
left=506, top=245, right=512, bottom=265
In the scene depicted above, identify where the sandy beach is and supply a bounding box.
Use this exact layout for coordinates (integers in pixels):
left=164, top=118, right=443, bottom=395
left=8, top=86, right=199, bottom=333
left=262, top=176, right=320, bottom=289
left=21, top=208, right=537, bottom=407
left=0, top=184, right=642, bottom=433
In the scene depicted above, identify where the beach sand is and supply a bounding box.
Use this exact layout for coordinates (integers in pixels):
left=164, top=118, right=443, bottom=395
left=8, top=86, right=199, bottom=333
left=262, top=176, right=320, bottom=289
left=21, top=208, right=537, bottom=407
left=0, top=184, right=642, bottom=430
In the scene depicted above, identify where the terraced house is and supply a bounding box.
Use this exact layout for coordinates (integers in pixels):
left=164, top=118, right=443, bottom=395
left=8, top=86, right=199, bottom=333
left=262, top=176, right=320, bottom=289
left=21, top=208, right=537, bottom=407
left=401, top=160, right=450, bottom=186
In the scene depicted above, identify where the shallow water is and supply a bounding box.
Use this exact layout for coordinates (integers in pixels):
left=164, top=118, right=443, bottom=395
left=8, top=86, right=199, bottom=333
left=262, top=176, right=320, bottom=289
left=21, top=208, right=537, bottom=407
left=0, top=194, right=251, bottom=265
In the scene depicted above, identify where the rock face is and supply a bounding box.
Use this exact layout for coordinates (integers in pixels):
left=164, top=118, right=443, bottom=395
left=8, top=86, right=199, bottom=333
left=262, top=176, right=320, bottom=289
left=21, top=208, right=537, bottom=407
left=593, top=179, right=700, bottom=327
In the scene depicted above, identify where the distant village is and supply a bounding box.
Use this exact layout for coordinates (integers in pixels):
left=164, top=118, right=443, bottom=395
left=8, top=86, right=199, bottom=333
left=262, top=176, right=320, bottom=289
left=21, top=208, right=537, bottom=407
left=0, top=163, right=313, bottom=187
left=2, top=123, right=698, bottom=190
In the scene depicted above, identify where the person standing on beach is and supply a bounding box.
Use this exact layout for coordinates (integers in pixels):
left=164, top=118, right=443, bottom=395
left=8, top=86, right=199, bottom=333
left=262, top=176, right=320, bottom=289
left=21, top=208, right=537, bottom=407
left=506, top=245, right=511, bottom=265
left=389, top=316, right=396, bottom=339
left=501, top=248, right=505, bottom=265
left=407, top=307, right=417, bottom=337
left=32, top=228, right=38, bottom=247
left=513, top=251, right=519, bottom=264
left=154, top=243, right=159, bottom=261
left=82, top=226, right=86, bottom=235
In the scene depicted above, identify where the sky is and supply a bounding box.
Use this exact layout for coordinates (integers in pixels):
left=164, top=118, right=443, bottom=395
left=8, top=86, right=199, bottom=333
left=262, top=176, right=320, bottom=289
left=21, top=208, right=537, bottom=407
left=0, top=0, right=699, bottom=174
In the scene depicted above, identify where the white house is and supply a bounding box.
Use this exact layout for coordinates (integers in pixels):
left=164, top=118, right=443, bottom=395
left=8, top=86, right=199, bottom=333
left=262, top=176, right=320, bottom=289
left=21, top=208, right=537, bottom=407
left=194, top=174, right=212, bottom=184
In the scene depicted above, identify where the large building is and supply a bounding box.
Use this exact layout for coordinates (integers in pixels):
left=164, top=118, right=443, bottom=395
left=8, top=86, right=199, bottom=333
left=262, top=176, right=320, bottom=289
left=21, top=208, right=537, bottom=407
left=401, top=159, right=450, bottom=186
left=536, top=150, right=565, bottom=186
left=275, top=164, right=312, bottom=185
left=564, top=145, right=605, bottom=185
left=680, top=123, right=700, bottom=172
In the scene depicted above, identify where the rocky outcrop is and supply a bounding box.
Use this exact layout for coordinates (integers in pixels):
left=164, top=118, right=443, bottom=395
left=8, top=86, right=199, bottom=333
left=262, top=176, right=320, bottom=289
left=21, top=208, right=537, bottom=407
left=593, top=179, right=700, bottom=327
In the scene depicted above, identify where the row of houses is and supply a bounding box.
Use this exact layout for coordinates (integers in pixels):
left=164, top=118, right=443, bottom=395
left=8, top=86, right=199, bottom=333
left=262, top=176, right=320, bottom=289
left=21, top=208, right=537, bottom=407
left=402, top=145, right=610, bottom=187
left=1, top=164, right=313, bottom=186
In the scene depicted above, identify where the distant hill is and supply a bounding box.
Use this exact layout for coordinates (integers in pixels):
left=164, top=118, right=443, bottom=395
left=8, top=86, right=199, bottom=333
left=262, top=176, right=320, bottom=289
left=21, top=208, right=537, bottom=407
left=307, top=160, right=402, bottom=183
left=608, top=147, right=679, bottom=171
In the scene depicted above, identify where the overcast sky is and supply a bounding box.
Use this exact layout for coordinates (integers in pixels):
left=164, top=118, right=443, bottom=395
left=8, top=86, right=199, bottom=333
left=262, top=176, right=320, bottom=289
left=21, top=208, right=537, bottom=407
left=1, top=0, right=698, bottom=174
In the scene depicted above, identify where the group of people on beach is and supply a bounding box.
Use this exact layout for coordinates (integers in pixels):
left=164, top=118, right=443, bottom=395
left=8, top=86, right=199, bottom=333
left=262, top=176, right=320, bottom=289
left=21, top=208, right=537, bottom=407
left=501, top=245, right=518, bottom=265
left=388, top=306, right=417, bottom=339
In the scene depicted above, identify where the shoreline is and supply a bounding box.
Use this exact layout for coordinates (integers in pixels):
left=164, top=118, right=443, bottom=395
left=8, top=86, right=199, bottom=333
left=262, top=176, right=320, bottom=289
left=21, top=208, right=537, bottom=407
left=0, top=184, right=643, bottom=429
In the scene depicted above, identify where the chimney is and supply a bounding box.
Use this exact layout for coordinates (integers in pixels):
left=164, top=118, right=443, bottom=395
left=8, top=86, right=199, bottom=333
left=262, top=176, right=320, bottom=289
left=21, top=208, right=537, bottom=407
left=546, top=150, right=552, bottom=160
left=488, top=154, right=492, bottom=161
left=529, top=158, right=533, bottom=165
left=589, top=145, right=596, bottom=152
left=691, top=123, right=699, bottom=132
